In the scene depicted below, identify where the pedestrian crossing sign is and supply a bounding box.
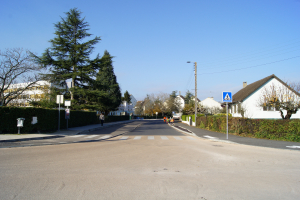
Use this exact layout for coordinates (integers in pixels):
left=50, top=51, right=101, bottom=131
left=222, top=92, right=232, bottom=102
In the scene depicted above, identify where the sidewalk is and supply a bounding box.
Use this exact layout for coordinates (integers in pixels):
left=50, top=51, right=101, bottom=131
left=0, top=120, right=136, bottom=143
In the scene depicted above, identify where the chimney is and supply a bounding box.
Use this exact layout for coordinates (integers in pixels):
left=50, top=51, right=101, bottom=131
left=243, top=82, right=247, bottom=88
left=179, top=91, right=181, bottom=96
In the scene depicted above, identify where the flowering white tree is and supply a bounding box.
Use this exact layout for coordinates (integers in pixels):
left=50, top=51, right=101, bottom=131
left=259, top=82, right=300, bottom=119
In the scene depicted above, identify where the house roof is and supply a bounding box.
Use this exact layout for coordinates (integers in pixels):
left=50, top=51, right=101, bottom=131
left=176, top=95, right=185, bottom=100
left=176, top=95, right=200, bottom=102
left=232, top=74, right=300, bottom=103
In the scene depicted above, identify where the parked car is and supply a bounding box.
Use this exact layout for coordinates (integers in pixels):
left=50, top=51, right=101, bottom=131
left=172, top=113, right=181, bottom=120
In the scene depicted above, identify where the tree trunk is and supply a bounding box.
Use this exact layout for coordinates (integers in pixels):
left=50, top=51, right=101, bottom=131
left=285, top=110, right=292, bottom=120
left=71, top=67, right=75, bottom=100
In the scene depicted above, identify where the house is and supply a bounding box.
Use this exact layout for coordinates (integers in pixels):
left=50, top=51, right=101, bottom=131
left=175, top=95, right=185, bottom=112
left=200, top=97, right=222, bottom=114
left=3, top=81, right=59, bottom=107
left=110, top=95, right=137, bottom=116
left=229, top=74, right=300, bottom=119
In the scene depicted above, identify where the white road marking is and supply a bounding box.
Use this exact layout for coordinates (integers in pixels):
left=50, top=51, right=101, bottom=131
left=161, top=136, right=169, bottom=140
left=187, top=136, right=195, bottom=140
left=70, top=135, right=85, bottom=138
left=85, top=135, right=98, bottom=139
left=99, top=135, right=111, bottom=139
left=120, top=136, right=129, bottom=140
left=134, top=136, right=141, bottom=140
left=148, top=136, right=154, bottom=140
left=173, top=136, right=183, bottom=140
left=204, top=135, right=218, bottom=139
left=59, top=142, right=67, bottom=144
left=286, top=146, right=300, bottom=149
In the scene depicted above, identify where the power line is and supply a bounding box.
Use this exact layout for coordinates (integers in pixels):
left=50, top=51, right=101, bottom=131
left=199, top=55, right=300, bottom=75
left=184, top=69, right=194, bottom=93
left=200, top=48, right=300, bottom=71
left=198, top=39, right=300, bottom=67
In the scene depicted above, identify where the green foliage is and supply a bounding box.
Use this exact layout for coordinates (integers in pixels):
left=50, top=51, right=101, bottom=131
left=93, top=50, right=122, bottom=113
left=0, top=107, right=98, bottom=133
left=166, top=91, right=179, bottom=113
left=29, top=99, right=57, bottom=109
left=0, top=107, right=133, bottom=133
left=184, top=90, right=194, bottom=105
left=192, top=116, right=300, bottom=142
left=214, top=113, right=232, bottom=117
left=182, top=104, right=194, bottom=115
left=33, top=8, right=102, bottom=110
left=122, top=90, right=131, bottom=103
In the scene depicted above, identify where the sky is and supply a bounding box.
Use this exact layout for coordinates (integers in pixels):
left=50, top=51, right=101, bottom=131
left=1, top=0, right=300, bottom=102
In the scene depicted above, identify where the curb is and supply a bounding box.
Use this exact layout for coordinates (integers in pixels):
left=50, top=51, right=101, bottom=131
left=167, top=123, right=196, bottom=136
left=0, top=135, right=65, bottom=143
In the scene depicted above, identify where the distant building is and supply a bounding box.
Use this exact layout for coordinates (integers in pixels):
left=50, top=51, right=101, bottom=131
left=200, top=97, right=222, bottom=114
left=110, top=94, right=137, bottom=116
left=175, top=95, right=185, bottom=112
left=3, top=81, right=60, bottom=107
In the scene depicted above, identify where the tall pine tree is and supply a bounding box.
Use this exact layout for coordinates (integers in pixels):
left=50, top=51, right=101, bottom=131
left=94, top=50, right=121, bottom=114
left=33, top=8, right=101, bottom=109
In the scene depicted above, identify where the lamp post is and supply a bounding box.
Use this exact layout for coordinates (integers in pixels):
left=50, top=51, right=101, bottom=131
left=187, top=61, right=197, bottom=126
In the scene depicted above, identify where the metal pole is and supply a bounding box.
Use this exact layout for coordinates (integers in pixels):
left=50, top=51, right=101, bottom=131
left=67, top=106, right=68, bottom=130
left=195, top=62, right=197, bottom=127
left=58, top=101, right=60, bottom=131
left=226, top=102, right=228, bottom=139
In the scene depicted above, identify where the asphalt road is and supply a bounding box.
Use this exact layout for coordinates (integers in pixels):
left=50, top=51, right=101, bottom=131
left=1, top=120, right=299, bottom=199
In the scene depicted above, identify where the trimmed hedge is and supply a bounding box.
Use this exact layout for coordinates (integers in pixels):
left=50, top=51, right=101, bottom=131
left=0, top=107, right=130, bottom=134
left=181, top=114, right=205, bottom=122
left=196, top=116, right=300, bottom=142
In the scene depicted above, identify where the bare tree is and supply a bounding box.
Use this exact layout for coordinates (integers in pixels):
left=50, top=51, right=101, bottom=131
left=258, top=82, right=300, bottom=119
left=0, top=48, right=42, bottom=106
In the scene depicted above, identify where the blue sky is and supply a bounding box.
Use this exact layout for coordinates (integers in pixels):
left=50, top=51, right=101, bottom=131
left=1, top=0, right=300, bottom=102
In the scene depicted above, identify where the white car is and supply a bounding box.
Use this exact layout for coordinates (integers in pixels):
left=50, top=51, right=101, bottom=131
left=172, top=113, right=181, bottom=120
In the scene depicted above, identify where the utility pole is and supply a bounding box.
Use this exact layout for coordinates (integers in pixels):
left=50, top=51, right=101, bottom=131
left=187, top=61, right=198, bottom=127
left=194, top=62, right=197, bottom=126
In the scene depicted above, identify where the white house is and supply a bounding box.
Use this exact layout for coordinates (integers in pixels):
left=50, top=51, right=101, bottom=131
left=200, top=97, right=222, bottom=114
left=229, top=74, right=300, bottom=119
left=110, top=95, right=137, bottom=116
left=3, top=81, right=56, bottom=107
left=174, top=95, right=201, bottom=113
left=175, top=95, right=185, bottom=112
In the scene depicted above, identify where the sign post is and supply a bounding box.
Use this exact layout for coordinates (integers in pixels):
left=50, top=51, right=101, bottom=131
left=56, top=95, right=64, bottom=131
left=222, top=92, right=232, bottom=140
left=65, top=100, right=71, bottom=130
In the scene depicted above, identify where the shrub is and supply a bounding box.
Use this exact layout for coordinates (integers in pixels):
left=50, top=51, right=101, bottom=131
left=195, top=115, right=300, bottom=142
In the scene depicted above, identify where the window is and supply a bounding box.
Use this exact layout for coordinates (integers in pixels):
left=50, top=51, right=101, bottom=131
left=263, top=106, right=267, bottom=111
left=263, top=106, right=277, bottom=111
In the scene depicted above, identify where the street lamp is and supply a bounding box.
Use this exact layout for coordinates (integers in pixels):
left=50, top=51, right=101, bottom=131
left=187, top=61, right=197, bottom=126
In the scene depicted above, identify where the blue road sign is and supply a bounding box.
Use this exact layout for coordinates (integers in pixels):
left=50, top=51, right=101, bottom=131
left=222, top=92, right=232, bottom=102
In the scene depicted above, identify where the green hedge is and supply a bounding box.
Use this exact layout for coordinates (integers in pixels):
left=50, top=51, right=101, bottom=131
left=181, top=114, right=205, bottom=122
left=0, top=107, right=132, bottom=134
left=196, top=116, right=300, bottom=142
